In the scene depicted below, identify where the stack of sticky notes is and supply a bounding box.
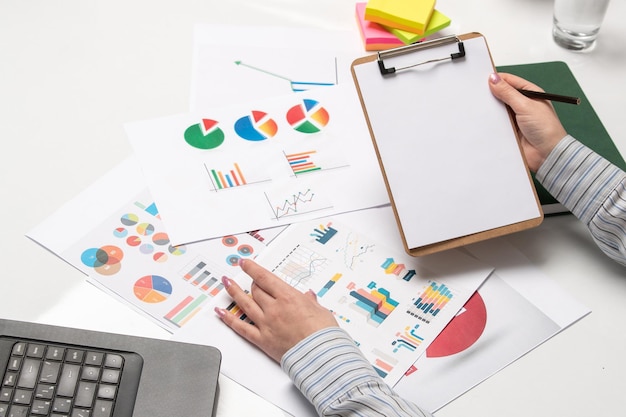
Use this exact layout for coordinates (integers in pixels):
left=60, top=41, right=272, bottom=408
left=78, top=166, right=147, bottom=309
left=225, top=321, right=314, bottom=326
left=355, top=0, right=451, bottom=51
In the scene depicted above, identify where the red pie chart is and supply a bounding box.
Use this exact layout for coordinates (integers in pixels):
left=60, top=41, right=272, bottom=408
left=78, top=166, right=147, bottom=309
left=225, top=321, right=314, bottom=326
left=426, top=291, right=487, bottom=358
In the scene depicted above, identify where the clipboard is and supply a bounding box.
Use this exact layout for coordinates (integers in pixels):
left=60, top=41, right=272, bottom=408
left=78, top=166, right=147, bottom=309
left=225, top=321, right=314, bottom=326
left=351, top=33, right=543, bottom=256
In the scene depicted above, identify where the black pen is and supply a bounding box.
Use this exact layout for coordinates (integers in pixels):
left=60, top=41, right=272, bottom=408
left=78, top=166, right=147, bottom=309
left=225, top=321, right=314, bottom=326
left=517, top=89, right=581, bottom=105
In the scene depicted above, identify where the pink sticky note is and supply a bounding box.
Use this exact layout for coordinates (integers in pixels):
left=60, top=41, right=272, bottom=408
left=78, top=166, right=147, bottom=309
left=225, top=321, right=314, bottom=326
left=356, top=2, right=404, bottom=51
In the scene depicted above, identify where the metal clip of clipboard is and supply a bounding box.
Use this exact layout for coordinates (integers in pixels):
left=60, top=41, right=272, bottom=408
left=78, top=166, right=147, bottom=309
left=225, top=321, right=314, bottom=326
left=377, top=35, right=466, bottom=76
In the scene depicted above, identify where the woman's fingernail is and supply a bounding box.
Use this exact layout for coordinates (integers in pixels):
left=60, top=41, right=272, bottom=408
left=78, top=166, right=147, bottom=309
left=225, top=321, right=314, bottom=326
left=489, top=72, right=501, bottom=84
left=214, top=307, right=226, bottom=319
left=238, top=258, right=246, bottom=267
left=221, top=276, right=231, bottom=288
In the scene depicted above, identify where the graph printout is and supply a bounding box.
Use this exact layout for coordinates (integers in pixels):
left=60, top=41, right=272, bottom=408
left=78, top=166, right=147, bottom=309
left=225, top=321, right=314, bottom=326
left=61, top=188, right=268, bottom=332
left=27, top=156, right=286, bottom=334
left=199, top=218, right=489, bottom=385
left=126, top=85, right=389, bottom=246
left=189, top=24, right=360, bottom=110
left=394, top=239, right=590, bottom=413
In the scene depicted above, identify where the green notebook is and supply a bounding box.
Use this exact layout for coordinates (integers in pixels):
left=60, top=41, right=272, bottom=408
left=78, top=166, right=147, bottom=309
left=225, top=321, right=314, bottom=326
left=496, top=61, right=626, bottom=214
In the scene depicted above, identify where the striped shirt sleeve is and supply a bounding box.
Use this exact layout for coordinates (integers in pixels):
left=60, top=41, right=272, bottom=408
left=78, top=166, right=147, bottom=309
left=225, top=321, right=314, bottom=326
left=536, top=135, right=626, bottom=266
left=281, top=327, right=432, bottom=417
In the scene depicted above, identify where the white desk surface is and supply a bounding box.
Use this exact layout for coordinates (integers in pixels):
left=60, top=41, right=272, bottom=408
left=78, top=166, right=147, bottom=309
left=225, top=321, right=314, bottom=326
left=1, top=1, right=625, bottom=416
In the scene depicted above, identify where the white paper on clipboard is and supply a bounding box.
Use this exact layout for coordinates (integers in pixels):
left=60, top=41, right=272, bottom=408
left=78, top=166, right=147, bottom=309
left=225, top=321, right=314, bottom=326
left=351, top=33, right=542, bottom=255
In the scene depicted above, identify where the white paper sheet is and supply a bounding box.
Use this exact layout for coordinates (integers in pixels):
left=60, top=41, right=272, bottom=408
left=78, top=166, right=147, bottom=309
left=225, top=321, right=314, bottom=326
left=190, top=24, right=363, bottom=111
left=26, top=156, right=279, bottom=332
left=126, top=85, right=389, bottom=246
left=352, top=36, right=542, bottom=249
left=393, top=239, right=591, bottom=412
left=174, top=213, right=492, bottom=416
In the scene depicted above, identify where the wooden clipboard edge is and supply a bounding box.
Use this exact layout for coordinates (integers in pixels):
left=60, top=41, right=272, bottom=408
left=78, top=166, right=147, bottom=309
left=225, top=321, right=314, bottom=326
left=351, top=32, right=544, bottom=257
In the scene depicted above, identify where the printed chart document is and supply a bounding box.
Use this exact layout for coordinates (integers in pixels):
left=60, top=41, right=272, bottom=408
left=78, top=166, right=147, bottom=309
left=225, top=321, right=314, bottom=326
left=394, top=238, right=590, bottom=412
left=126, top=85, right=389, bottom=246
left=27, top=156, right=280, bottom=333
left=174, top=216, right=492, bottom=416
left=190, top=24, right=362, bottom=110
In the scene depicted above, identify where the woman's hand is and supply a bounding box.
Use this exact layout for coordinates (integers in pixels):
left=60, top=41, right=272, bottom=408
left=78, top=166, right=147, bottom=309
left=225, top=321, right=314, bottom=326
left=215, top=259, right=339, bottom=363
left=489, top=72, right=568, bottom=172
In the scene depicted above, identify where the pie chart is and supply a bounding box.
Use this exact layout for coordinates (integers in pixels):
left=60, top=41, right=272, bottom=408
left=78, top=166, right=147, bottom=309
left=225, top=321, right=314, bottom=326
left=133, top=275, right=172, bottom=303
left=234, top=110, right=278, bottom=141
left=425, top=291, right=487, bottom=358
left=120, top=213, right=139, bottom=226
left=286, top=99, right=330, bottom=133
left=184, top=119, right=225, bottom=150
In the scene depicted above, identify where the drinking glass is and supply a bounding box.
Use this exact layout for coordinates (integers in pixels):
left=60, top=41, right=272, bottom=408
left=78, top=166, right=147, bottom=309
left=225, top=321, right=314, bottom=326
left=552, top=0, right=610, bottom=51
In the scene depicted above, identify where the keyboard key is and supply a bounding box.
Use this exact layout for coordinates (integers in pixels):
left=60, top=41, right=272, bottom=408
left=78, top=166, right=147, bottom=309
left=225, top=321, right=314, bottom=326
left=92, top=399, right=113, bottom=417
left=100, top=369, right=119, bottom=385
left=81, top=366, right=100, bottom=382
left=16, top=359, right=40, bottom=389
left=71, top=408, right=92, bottom=417
left=57, top=364, right=80, bottom=397
left=45, top=347, right=65, bottom=361
left=7, top=404, right=28, bottom=417
left=75, top=382, right=96, bottom=408
left=10, top=343, right=26, bottom=357
left=84, top=352, right=104, bottom=367
left=103, top=354, right=123, bottom=369
left=11, top=389, right=31, bottom=404
left=2, top=373, right=16, bottom=388
left=52, top=397, right=72, bottom=414
left=26, top=344, right=45, bottom=359
left=6, top=359, right=20, bottom=373
left=97, top=384, right=116, bottom=400
left=30, top=399, right=52, bottom=415
left=65, top=349, right=85, bottom=364
left=0, top=388, right=12, bottom=402
left=39, top=361, right=61, bottom=384
left=34, top=384, right=55, bottom=400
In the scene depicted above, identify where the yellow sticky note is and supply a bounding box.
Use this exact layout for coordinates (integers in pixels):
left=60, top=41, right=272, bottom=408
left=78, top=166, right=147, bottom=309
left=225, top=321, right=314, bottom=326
left=365, top=0, right=436, bottom=34
left=385, top=10, right=452, bottom=44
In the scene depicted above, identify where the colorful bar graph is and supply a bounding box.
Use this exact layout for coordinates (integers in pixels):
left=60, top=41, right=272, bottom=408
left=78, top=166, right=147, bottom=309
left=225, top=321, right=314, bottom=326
left=371, top=348, right=398, bottom=378
left=317, top=273, right=342, bottom=297
left=200, top=277, right=218, bottom=291
left=210, top=163, right=247, bottom=189
left=349, top=286, right=399, bottom=326
left=380, top=258, right=406, bottom=275
left=184, top=261, right=206, bottom=280
left=181, top=258, right=227, bottom=297
left=225, top=290, right=252, bottom=323
left=164, top=294, right=208, bottom=327
left=310, top=222, right=337, bottom=244
left=411, top=281, right=453, bottom=318
left=209, top=282, right=225, bottom=296
left=392, top=324, right=424, bottom=353
left=193, top=271, right=210, bottom=286
left=286, top=150, right=322, bottom=175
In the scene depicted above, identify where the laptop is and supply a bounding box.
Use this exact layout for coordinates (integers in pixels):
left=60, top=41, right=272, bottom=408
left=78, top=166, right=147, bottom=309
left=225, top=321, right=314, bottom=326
left=0, top=318, right=221, bottom=417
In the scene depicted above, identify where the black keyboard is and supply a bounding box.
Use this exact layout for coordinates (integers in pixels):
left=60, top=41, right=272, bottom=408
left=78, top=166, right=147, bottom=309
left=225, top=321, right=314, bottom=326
left=0, top=337, right=143, bottom=417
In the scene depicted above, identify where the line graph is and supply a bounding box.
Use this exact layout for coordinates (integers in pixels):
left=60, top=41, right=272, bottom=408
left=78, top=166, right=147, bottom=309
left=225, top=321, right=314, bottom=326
left=272, top=244, right=328, bottom=290
left=336, top=231, right=375, bottom=270
left=234, top=59, right=337, bottom=92
left=265, top=188, right=332, bottom=220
